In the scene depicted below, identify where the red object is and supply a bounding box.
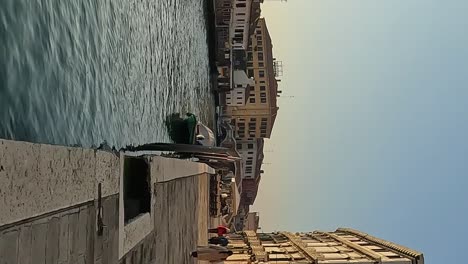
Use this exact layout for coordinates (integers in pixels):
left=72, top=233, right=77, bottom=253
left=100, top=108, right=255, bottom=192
left=217, top=226, right=228, bottom=236
left=208, top=226, right=229, bottom=236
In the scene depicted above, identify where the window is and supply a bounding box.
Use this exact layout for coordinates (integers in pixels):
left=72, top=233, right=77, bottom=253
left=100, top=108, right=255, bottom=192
left=257, top=35, right=262, bottom=41
left=259, top=70, right=265, bottom=77
left=246, top=160, right=253, bottom=165
left=257, top=47, right=263, bottom=52
left=261, top=98, right=267, bottom=103
left=248, top=144, right=254, bottom=149
left=236, top=3, right=246, bottom=8
left=260, top=86, right=266, bottom=91
left=258, top=62, right=264, bottom=67
left=249, top=98, right=255, bottom=103
left=258, top=52, right=264, bottom=61
left=250, top=118, right=256, bottom=122
left=237, top=144, right=242, bottom=149
left=248, top=69, right=254, bottom=77
left=260, top=92, right=266, bottom=98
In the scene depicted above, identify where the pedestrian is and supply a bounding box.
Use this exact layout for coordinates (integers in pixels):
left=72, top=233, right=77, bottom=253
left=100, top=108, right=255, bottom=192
left=208, top=225, right=230, bottom=236
left=190, top=244, right=233, bottom=262
left=209, top=236, right=229, bottom=246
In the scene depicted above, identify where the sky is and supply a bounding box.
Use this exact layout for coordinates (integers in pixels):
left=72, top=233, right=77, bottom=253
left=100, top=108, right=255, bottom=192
left=251, top=0, right=468, bottom=262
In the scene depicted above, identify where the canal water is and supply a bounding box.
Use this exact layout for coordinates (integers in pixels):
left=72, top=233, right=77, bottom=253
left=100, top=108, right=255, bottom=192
left=0, top=0, right=214, bottom=148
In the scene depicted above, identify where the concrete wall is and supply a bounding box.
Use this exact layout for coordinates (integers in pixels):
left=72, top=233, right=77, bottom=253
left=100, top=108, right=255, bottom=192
left=0, top=195, right=120, bottom=264
left=0, top=140, right=120, bottom=226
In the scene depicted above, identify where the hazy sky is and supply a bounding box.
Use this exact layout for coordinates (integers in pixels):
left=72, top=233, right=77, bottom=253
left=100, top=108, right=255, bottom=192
left=252, top=1, right=468, bottom=262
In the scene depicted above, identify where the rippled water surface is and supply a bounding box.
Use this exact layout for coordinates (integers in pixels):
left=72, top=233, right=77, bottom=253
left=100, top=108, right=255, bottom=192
left=0, top=0, right=214, bottom=148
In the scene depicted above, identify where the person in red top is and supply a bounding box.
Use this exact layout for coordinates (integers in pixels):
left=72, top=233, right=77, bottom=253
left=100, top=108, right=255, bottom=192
left=208, top=225, right=230, bottom=236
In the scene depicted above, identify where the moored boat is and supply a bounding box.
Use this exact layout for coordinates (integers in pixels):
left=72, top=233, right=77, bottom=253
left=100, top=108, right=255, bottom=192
left=165, top=113, right=215, bottom=146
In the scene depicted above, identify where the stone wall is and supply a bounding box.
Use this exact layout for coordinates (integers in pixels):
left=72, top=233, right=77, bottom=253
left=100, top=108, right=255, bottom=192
left=0, top=139, right=120, bottom=226
left=0, top=195, right=119, bottom=264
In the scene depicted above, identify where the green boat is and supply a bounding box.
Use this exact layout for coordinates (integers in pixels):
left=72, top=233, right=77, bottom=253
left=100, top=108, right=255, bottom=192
left=165, top=113, right=197, bottom=144
left=165, top=113, right=216, bottom=146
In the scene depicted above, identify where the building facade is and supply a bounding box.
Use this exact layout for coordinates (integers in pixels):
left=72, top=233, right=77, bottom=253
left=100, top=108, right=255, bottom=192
left=243, top=212, right=260, bottom=231
left=230, top=0, right=262, bottom=70
left=215, top=0, right=232, bottom=27
left=236, top=138, right=264, bottom=179
left=231, top=0, right=261, bottom=51
left=224, top=229, right=424, bottom=264
left=227, top=17, right=279, bottom=140
left=214, top=0, right=232, bottom=67
left=226, top=70, right=255, bottom=106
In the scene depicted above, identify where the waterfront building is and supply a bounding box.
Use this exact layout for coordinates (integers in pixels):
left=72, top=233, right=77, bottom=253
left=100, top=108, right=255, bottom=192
left=227, top=18, right=280, bottom=140
left=226, top=70, right=255, bottom=106
left=215, top=0, right=232, bottom=67
left=231, top=0, right=262, bottom=51
left=243, top=212, right=260, bottom=231
left=225, top=228, right=424, bottom=264
left=236, top=138, right=264, bottom=179
left=215, top=0, right=233, bottom=27
left=230, top=138, right=264, bottom=229
left=240, top=176, right=261, bottom=206
left=231, top=0, right=263, bottom=70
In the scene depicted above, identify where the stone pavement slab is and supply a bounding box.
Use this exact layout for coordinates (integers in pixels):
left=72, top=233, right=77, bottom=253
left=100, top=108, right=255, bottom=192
left=0, top=229, right=18, bottom=264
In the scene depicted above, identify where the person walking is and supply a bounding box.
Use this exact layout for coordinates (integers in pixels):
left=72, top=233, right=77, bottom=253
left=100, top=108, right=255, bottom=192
left=190, top=244, right=233, bottom=262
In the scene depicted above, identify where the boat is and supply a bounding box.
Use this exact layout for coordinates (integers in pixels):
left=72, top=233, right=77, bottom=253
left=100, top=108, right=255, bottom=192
left=165, top=113, right=215, bottom=146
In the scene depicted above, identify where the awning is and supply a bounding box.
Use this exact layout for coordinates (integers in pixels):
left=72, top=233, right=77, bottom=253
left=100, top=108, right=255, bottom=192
left=196, top=122, right=216, bottom=147
left=231, top=178, right=241, bottom=215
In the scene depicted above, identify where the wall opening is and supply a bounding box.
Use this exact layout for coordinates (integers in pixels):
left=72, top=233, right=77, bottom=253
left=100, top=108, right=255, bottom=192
left=123, top=156, right=150, bottom=223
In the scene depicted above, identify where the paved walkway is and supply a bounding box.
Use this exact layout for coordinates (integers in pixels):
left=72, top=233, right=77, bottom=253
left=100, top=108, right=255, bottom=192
left=153, top=172, right=210, bottom=264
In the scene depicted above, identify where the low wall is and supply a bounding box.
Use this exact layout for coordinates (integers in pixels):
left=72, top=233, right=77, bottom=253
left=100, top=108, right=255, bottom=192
left=0, top=140, right=120, bottom=227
